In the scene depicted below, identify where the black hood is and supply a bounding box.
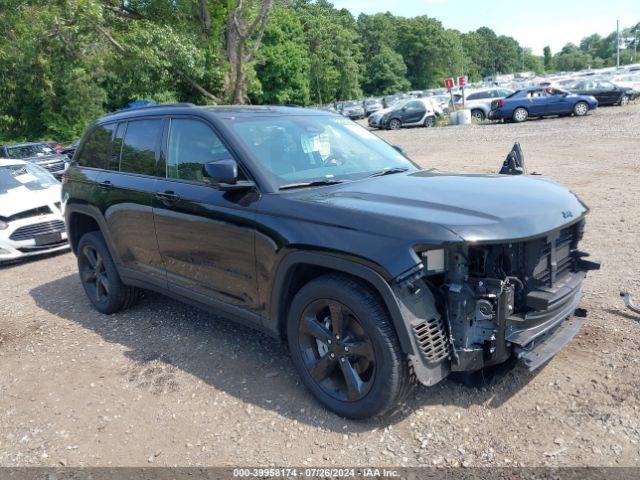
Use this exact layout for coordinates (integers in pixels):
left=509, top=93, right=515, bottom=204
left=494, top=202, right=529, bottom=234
left=288, top=170, right=588, bottom=243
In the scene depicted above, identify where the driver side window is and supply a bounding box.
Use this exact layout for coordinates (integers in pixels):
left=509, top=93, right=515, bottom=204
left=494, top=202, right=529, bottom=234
left=167, top=119, right=233, bottom=182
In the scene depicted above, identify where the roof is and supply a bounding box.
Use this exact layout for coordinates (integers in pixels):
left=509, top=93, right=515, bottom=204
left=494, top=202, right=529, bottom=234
left=98, top=103, right=334, bottom=124
left=0, top=158, right=27, bottom=167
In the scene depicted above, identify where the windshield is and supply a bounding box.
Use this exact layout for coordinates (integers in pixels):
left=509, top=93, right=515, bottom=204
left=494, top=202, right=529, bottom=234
left=0, top=163, right=58, bottom=194
left=231, top=115, right=417, bottom=188
left=5, top=143, right=56, bottom=159
left=343, top=101, right=360, bottom=107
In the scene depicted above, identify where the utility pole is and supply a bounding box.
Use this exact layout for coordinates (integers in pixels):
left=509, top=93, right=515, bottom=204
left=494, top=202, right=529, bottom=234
left=616, top=20, right=620, bottom=68
left=635, top=29, right=638, bottom=63
left=522, top=46, right=525, bottom=72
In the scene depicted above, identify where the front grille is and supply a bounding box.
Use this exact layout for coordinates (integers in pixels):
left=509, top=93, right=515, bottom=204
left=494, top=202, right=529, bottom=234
left=531, top=224, right=578, bottom=287
left=2, top=206, right=52, bottom=223
left=9, top=220, right=65, bottom=241
left=413, top=317, right=450, bottom=362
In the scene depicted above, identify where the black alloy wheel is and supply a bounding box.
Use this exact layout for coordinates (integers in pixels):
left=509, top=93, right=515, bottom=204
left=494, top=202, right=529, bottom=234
left=287, top=274, right=413, bottom=419
left=77, top=231, right=140, bottom=314
left=298, top=299, right=376, bottom=402
left=80, top=244, right=109, bottom=305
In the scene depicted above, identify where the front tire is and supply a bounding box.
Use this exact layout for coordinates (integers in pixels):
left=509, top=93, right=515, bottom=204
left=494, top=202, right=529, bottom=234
left=423, top=115, right=436, bottom=127
left=77, top=231, right=140, bottom=314
left=619, top=95, right=629, bottom=106
left=512, top=107, right=528, bottom=123
left=387, top=118, right=402, bottom=130
left=573, top=101, right=589, bottom=116
left=287, top=274, right=412, bottom=419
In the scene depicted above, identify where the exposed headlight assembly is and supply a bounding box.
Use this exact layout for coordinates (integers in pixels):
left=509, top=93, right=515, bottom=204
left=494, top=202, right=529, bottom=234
left=420, top=249, right=445, bottom=274
left=0, top=220, right=8, bottom=230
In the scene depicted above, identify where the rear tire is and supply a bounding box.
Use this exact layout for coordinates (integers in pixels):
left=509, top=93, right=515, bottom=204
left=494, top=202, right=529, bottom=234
left=287, top=274, right=413, bottom=419
left=77, top=231, right=140, bottom=314
left=573, top=101, right=589, bottom=116
left=388, top=118, right=402, bottom=130
left=512, top=107, right=528, bottom=123
left=423, top=115, right=436, bottom=127
left=471, top=109, right=485, bottom=121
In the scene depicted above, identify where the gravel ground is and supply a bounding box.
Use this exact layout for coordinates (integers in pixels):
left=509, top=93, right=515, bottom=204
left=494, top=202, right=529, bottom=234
left=1, top=105, right=639, bottom=467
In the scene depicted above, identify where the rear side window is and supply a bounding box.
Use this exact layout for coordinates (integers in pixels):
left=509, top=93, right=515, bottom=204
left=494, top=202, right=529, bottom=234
left=119, top=119, right=163, bottom=176
left=167, top=119, right=233, bottom=182
left=77, top=124, right=116, bottom=168
left=467, top=92, right=485, bottom=100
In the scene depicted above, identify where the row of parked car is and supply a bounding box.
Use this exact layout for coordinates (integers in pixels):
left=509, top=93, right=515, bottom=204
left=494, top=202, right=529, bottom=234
left=0, top=140, right=81, bottom=263
left=338, top=75, right=637, bottom=129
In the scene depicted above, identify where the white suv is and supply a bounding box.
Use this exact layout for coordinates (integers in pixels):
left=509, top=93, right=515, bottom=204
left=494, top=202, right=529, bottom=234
left=0, top=159, right=68, bottom=263
left=458, top=88, right=514, bottom=121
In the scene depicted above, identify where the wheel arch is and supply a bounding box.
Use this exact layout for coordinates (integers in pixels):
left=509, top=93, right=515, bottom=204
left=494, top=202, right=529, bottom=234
left=268, top=251, right=415, bottom=355
left=65, top=204, right=119, bottom=263
left=386, top=117, right=402, bottom=129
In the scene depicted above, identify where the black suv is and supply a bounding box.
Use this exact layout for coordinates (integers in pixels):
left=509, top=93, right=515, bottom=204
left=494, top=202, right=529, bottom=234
left=63, top=104, right=598, bottom=419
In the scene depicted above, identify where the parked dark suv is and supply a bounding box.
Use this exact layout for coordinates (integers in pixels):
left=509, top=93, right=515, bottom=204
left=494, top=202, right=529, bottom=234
left=63, top=104, right=599, bottom=419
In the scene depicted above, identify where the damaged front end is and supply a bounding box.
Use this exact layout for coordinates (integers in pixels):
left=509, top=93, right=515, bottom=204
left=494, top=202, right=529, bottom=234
left=394, top=218, right=600, bottom=387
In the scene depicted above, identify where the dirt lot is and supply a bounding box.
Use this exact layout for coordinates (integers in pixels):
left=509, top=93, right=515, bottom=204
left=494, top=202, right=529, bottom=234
left=1, top=105, right=639, bottom=467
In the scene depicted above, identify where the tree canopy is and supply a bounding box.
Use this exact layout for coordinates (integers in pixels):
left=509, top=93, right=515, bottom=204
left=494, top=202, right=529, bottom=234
left=0, top=1, right=637, bottom=142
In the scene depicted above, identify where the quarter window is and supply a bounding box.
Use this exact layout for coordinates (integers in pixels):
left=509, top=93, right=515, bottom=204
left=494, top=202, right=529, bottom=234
left=166, top=119, right=233, bottom=182
left=119, top=119, right=163, bottom=176
left=77, top=124, right=116, bottom=169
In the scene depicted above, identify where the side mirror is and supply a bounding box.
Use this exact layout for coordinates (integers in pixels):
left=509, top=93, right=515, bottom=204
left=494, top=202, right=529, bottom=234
left=203, top=159, right=238, bottom=185
left=401, top=106, right=408, bottom=111
left=202, top=159, right=255, bottom=191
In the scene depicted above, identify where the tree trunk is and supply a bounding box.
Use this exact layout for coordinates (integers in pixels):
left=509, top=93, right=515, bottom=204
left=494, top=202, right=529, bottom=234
left=224, top=0, right=274, bottom=104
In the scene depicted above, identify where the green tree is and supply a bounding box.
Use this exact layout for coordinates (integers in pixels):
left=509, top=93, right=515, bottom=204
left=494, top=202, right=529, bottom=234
left=251, top=7, right=310, bottom=105
left=362, top=45, right=410, bottom=95
left=543, top=46, right=553, bottom=71
left=553, top=43, right=594, bottom=71
left=294, top=0, right=362, bottom=103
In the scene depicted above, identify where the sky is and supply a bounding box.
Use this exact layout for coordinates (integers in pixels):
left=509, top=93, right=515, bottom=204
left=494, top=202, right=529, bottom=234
left=331, top=0, right=640, bottom=55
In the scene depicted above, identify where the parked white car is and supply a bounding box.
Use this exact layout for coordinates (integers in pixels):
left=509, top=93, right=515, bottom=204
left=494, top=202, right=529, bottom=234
left=611, top=74, right=640, bottom=94
left=0, top=159, right=68, bottom=263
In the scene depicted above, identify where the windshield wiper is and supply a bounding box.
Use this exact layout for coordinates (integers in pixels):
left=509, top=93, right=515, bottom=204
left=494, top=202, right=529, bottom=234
left=367, top=167, right=409, bottom=177
left=279, top=179, right=348, bottom=190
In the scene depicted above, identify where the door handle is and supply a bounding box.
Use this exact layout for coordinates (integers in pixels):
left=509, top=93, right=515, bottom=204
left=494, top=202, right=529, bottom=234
left=155, top=190, right=180, bottom=205
left=99, top=180, right=112, bottom=191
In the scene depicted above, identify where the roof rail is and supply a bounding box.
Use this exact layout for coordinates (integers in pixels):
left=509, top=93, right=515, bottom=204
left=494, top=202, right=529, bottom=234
left=105, top=102, right=197, bottom=116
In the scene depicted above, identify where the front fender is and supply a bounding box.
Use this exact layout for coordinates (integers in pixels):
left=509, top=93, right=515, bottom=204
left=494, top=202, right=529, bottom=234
left=267, top=251, right=417, bottom=356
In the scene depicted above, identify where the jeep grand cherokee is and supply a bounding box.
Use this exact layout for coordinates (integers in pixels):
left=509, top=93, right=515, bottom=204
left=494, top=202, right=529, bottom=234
left=62, top=104, right=599, bottom=419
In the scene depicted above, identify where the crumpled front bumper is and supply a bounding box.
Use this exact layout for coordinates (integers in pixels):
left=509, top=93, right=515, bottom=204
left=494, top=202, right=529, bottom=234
left=395, top=249, right=599, bottom=386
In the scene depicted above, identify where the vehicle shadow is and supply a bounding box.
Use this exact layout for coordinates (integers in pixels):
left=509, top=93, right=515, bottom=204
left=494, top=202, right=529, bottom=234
left=30, top=273, right=540, bottom=432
